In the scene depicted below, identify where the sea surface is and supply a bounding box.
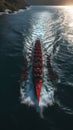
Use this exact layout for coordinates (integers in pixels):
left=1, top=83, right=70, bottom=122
left=0, top=6, right=73, bottom=130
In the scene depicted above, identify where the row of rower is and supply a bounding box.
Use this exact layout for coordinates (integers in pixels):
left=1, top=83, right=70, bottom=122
left=33, top=40, right=43, bottom=77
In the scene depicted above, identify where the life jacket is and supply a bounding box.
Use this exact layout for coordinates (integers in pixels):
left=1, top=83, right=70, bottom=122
left=34, top=58, right=42, bottom=62
left=33, top=63, right=42, bottom=68
left=33, top=69, right=42, bottom=75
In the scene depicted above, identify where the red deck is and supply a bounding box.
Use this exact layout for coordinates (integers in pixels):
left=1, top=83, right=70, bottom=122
left=35, top=78, right=42, bottom=102
left=33, top=39, right=43, bottom=103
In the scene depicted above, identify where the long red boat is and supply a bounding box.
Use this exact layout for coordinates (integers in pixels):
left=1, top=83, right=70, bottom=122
left=33, top=39, right=43, bottom=103
left=20, top=38, right=56, bottom=105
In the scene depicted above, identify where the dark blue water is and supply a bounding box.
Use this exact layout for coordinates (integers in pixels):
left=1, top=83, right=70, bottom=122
left=0, top=6, right=73, bottom=130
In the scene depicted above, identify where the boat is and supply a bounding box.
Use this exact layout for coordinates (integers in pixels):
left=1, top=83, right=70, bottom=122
left=33, top=39, right=43, bottom=103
